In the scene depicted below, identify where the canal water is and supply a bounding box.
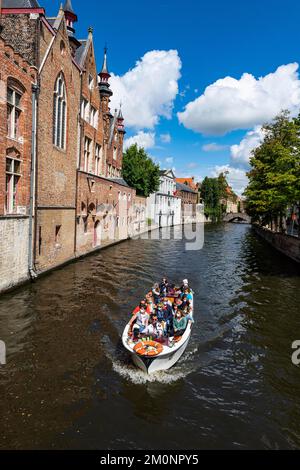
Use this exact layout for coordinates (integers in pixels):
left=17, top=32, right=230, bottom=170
left=0, top=224, right=300, bottom=450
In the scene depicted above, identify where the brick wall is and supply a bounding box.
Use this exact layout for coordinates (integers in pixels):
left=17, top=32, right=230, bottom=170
left=76, top=171, right=135, bottom=255
left=34, top=19, right=81, bottom=272
left=0, top=37, right=36, bottom=216
left=0, top=13, right=40, bottom=66
left=0, top=36, right=37, bottom=293
left=35, top=209, right=75, bottom=272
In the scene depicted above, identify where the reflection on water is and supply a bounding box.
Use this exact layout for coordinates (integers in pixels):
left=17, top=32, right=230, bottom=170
left=0, top=224, right=300, bottom=449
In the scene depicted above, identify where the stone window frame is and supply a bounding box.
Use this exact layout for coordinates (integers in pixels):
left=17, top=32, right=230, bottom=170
left=53, top=73, right=67, bottom=150
left=95, top=143, right=102, bottom=176
left=88, top=74, right=94, bottom=91
left=84, top=136, right=92, bottom=173
left=7, top=79, right=25, bottom=140
left=81, top=98, right=89, bottom=122
left=5, top=150, right=22, bottom=214
left=90, top=106, right=98, bottom=129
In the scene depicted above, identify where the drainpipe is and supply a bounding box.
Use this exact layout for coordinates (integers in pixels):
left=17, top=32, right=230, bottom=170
left=28, top=81, right=39, bottom=281
left=74, top=70, right=83, bottom=257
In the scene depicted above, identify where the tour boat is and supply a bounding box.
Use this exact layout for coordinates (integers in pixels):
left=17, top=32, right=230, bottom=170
left=122, top=297, right=193, bottom=374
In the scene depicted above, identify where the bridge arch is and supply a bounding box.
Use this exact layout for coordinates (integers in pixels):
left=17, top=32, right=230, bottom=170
left=223, top=212, right=251, bottom=224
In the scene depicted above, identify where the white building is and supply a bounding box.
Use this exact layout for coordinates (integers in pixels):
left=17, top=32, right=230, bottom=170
left=147, top=170, right=181, bottom=227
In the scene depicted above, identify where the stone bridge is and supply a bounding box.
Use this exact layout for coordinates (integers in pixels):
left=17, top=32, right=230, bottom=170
left=223, top=212, right=251, bottom=224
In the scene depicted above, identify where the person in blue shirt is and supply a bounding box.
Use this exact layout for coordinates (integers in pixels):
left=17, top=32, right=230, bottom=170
left=181, top=288, right=193, bottom=302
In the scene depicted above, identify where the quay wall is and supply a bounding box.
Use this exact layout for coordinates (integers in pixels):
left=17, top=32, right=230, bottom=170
left=0, top=217, right=30, bottom=293
left=0, top=220, right=206, bottom=295
left=253, top=225, right=300, bottom=264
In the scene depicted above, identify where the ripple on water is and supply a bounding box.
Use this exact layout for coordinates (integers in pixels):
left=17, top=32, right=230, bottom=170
left=0, top=224, right=300, bottom=450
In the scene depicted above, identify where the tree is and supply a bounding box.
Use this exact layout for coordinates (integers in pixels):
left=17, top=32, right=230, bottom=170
left=200, top=172, right=236, bottom=221
left=200, top=177, right=222, bottom=221
left=122, top=144, right=160, bottom=197
left=244, top=111, right=300, bottom=233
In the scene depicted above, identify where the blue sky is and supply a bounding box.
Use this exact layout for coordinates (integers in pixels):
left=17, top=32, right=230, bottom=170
left=43, top=0, right=300, bottom=194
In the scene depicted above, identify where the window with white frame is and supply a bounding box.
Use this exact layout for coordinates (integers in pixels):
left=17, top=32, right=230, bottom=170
left=95, top=144, right=102, bottom=176
left=53, top=73, right=67, bottom=149
left=81, top=98, right=90, bottom=122
left=5, top=156, right=21, bottom=213
left=7, top=87, right=22, bottom=139
left=84, top=137, right=92, bottom=172
left=113, top=147, right=117, bottom=160
left=88, top=74, right=94, bottom=90
left=90, top=106, right=98, bottom=128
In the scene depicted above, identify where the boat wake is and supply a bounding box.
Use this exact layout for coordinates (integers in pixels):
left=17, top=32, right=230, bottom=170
left=111, top=359, right=194, bottom=385
left=101, top=334, right=201, bottom=384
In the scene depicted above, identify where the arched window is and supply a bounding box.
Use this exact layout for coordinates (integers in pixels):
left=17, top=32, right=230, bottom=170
left=53, top=73, right=67, bottom=149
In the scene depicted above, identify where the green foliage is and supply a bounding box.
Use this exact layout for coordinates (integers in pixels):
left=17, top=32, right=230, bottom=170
left=200, top=174, right=226, bottom=221
left=244, top=111, right=300, bottom=226
left=122, top=144, right=160, bottom=197
left=200, top=172, right=237, bottom=221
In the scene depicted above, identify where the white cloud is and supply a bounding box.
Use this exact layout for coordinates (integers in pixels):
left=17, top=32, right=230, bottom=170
left=160, top=133, right=171, bottom=143
left=165, top=156, right=174, bottom=164
left=187, top=162, right=199, bottom=169
left=202, top=142, right=228, bottom=152
left=211, top=165, right=249, bottom=196
left=110, top=50, right=182, bottom=129
left=124, top=131, right=155, bottom=150
left=178, top=63, right=300, bottom=135
left=230, top=126, right=265, bottom=167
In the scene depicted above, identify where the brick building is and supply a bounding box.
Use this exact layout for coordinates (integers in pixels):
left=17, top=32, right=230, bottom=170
left=0, top=0, right=137, bottom=290
left=75, top=27, right=134, bottom=255
left=175, top=181, right=198, bottom=223
left=0, top=34, right=37, bottom=292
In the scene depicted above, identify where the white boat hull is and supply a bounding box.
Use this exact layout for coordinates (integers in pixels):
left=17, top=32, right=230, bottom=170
left=122, top=320, right=193, bottom=374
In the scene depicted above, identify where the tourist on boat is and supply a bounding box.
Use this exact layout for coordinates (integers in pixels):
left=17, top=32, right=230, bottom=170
left=183, top=304, right=194, bottom=323
left=180, top=279, right=189, bottom=292
left=130, top=306, right=150, bottom=338
left=132, top=300, right=147, bottom=315
left=180, top=295, right=192, bottom=311
left=144, top=314, right=157, bottom=337
left=146, top=297, right=154, bottom=314
left=181, top=288, right=193, bottom=302
left=160, top=278, right=169, bottom=296
left=172, top=303, right=179, bottom=316
left=162, top=298, right=174, bottom=336
left=152, top=283, right=161, bottom=304
left=167, top=284, right=176, bottom=297
left=156, top=302, right=165, bottom=322
left=173, top=310, right=188, bottom=337
left=175, top=297, right=184, bottom=310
